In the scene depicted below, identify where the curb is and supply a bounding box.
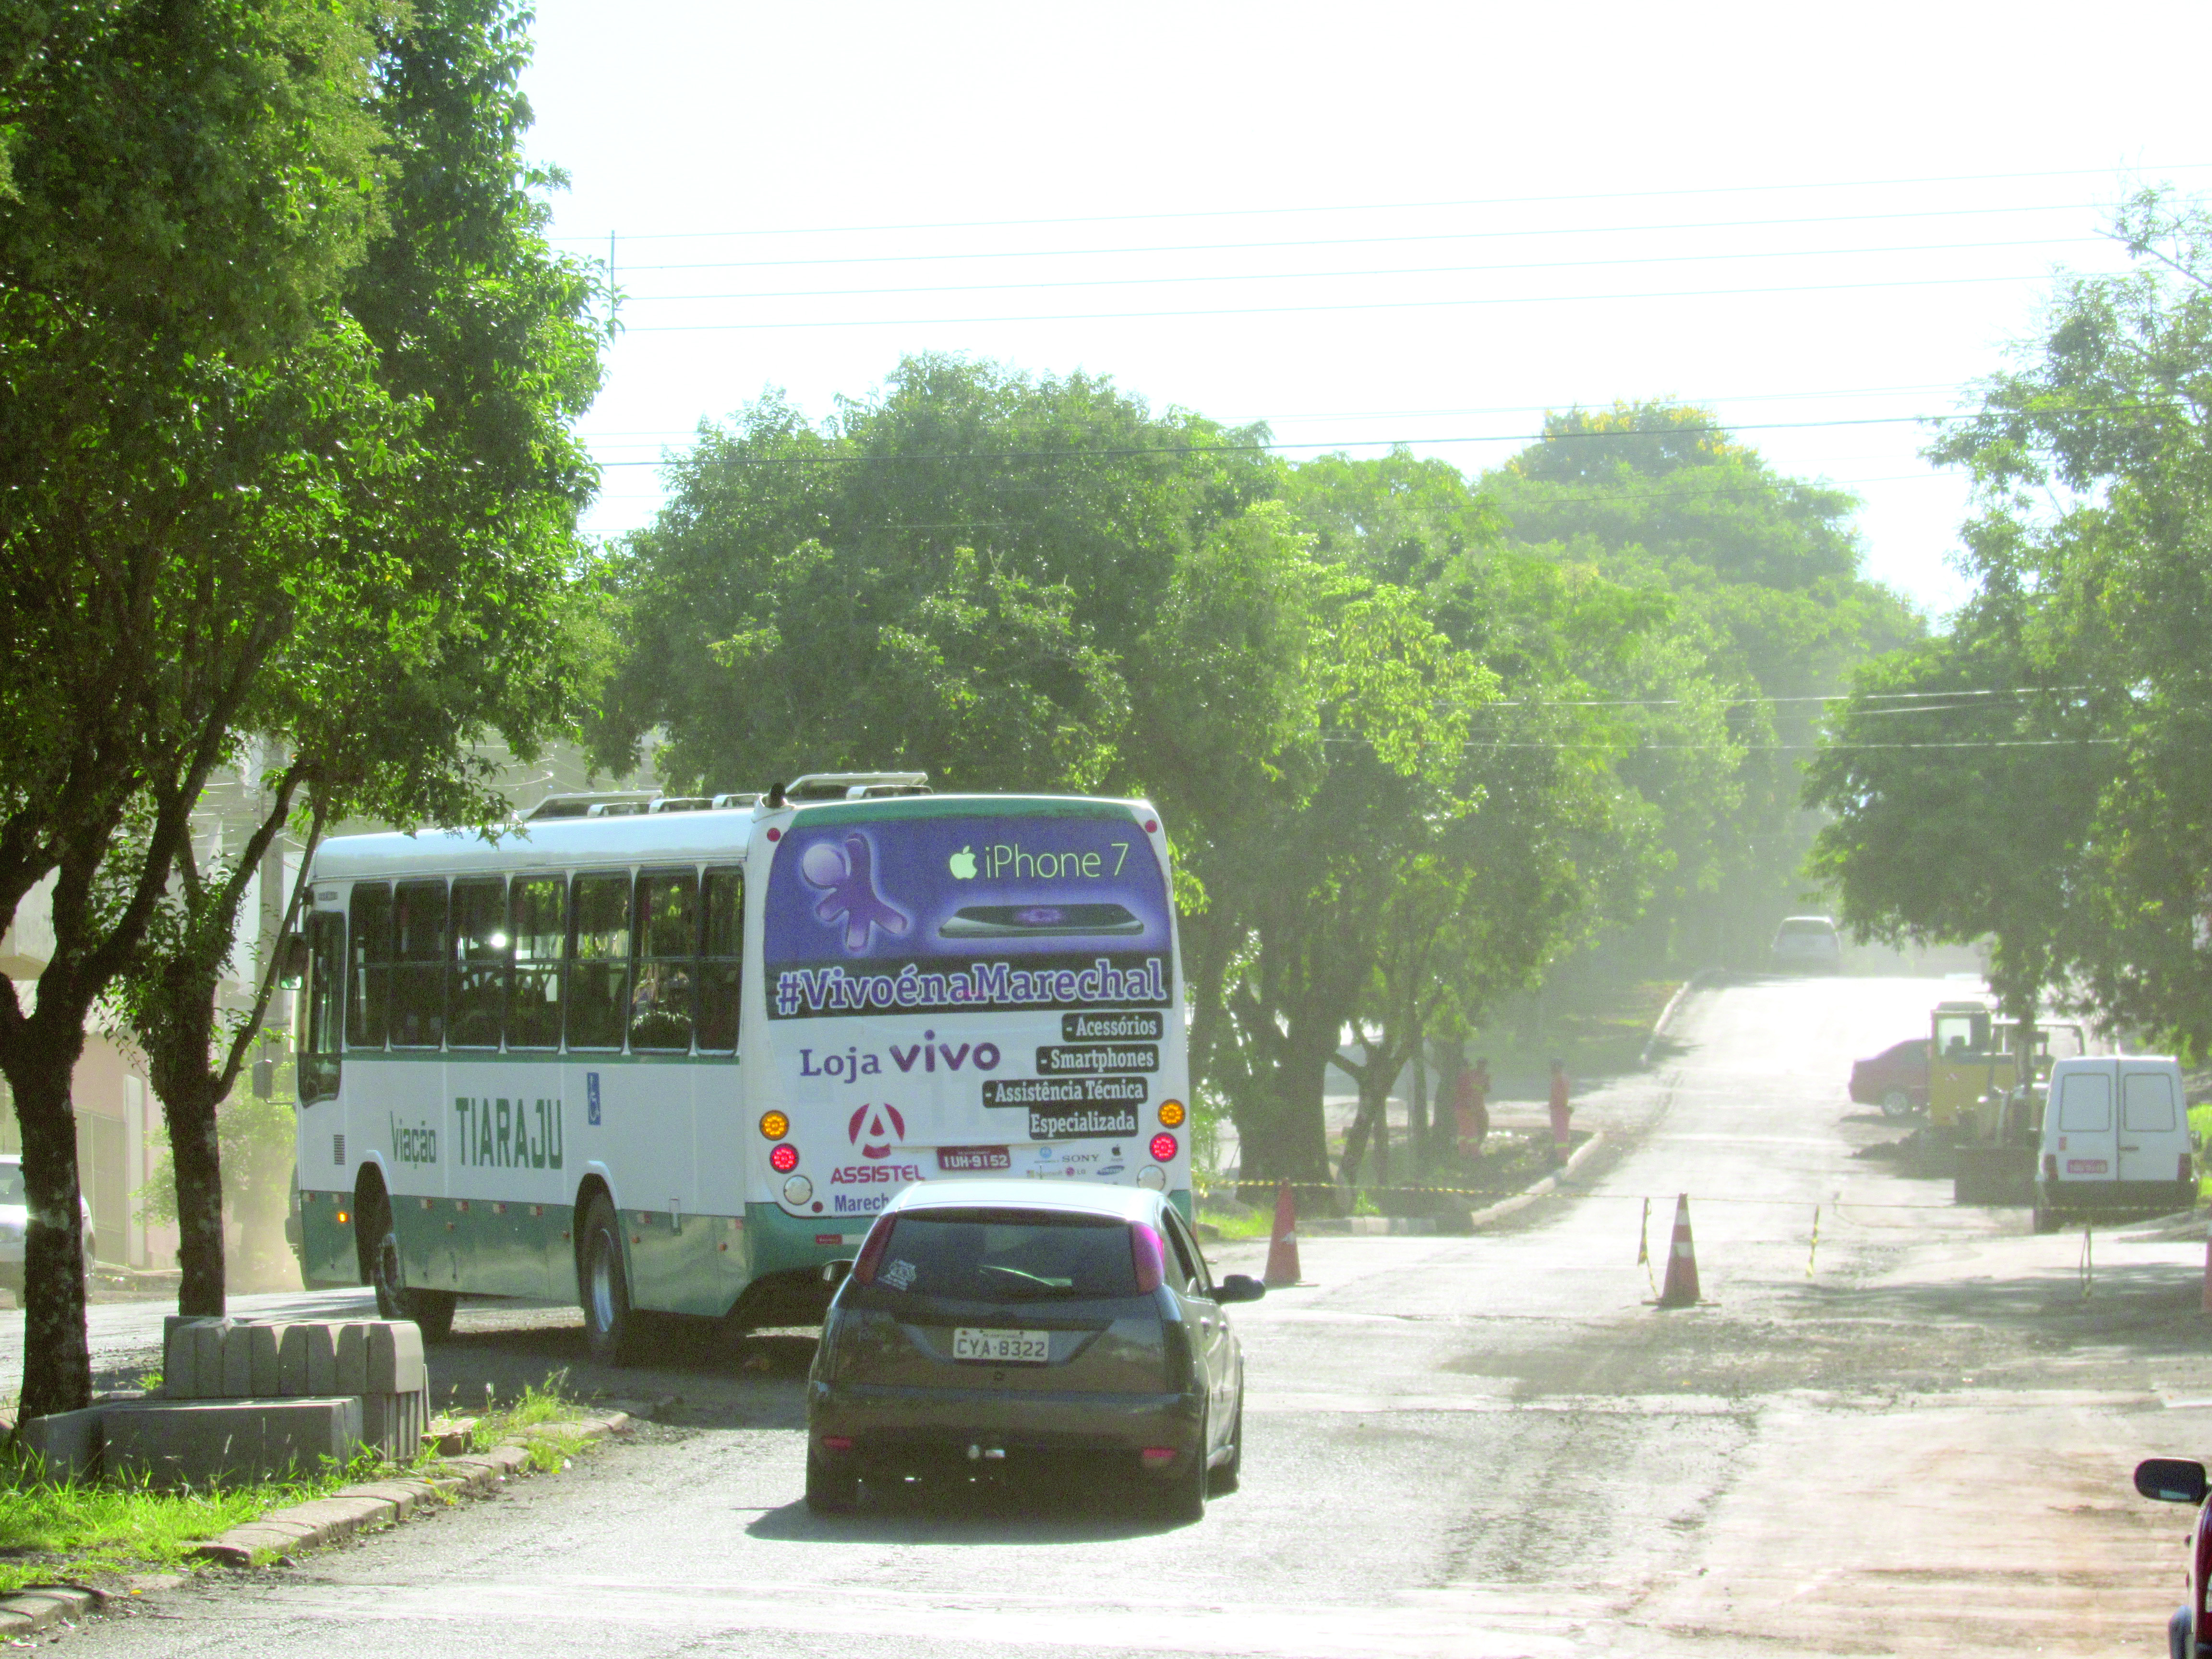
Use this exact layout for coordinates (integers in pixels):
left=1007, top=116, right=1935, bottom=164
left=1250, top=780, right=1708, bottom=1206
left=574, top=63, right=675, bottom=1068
left=0, top=1585, right=101, bottom=1639
left=189, top=1411, right=633, bottom=1567
left=1639, top=970, right=1715, bottom=1070
left=1465, top=1130, right=1610, bottom=1231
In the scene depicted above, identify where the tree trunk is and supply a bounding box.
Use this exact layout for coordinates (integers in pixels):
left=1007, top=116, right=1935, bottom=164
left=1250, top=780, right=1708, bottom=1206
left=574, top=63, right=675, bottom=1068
left=1407, top=1028, right=1428, bottom=1167
left=1338, top=1046, right=1401, bottom=1190
left=1233, top=1027, right=1336, bottom=1203
left=164, top=1075, right=228, bottom=1318
left=5, top=1037, right=93, bottom=1421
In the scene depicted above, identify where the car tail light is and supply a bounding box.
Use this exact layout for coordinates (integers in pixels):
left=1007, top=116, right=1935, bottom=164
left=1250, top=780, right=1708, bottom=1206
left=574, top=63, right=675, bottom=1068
left=1139, top=1447, right=1177, bottom=1467
left=2044, top=1154, right=2058, bottom=1182
left=769, top=1143, right=799, bottom=1174
left=1130, top=1221, right=1165, bottom=1293
left=851, top=1215, right=895, bottom=1286
left=820, top=1434, right=853, bottom=1452
left=2184, top=1153, right=2197, bottom=1184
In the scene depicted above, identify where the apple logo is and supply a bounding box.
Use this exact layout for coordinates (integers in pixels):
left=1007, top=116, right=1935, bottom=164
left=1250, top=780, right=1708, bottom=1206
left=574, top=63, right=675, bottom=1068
left=948, top=845, right=977, bottom=880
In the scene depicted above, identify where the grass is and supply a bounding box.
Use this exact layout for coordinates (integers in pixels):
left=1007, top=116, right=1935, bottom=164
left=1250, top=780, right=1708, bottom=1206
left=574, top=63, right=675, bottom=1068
left=0, top=1446, right=385, bottom=1592
left=468, top=1371, right=594, bottom=1473
left=2192, top=1102, right=2212, bottom=1199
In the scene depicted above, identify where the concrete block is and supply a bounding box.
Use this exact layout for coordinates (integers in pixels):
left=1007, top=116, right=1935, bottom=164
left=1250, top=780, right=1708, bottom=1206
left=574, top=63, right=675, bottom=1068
left=219, top=1326, right=254, bottom=1397
left=335, top=1323, right=369, bottom=1394
left=162, top=1317, right=229, bottom=1398
left=245, top=1323, right=285, bottom=1396
left=102, top=1396, right=364, bottom=1489
left=364, top=1321, right=425, bottom=1395
left=278, top=1323, right=338, bottom=1395
left=14, top=1406, right=104, bottom=1482
left=360, top=1386, right=429, bottom=1461
left=332, top=1478, right=440, bottom=1521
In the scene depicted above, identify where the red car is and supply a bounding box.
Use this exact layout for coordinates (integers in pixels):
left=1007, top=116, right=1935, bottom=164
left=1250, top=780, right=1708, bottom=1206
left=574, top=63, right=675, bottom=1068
left=1849, top=1037, right=1929, bottom=1119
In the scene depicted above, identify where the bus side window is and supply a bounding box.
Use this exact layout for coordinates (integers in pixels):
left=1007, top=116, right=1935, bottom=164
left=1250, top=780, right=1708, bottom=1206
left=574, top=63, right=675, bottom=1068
left=697, top=866, right=742, bottom=1054
left=448, top=878, right=507, bottom=1049
left=391, top=879, right=449, bottom=1048
left=569, top=872, right=632, bottom=1050
left=508, top=876, right=566, bottom=1049
left=631, top=871, right=698, bottom=1052
left=346, top=884, right=391, bottom=1048
left=300, top=911, right=344, bottom=1104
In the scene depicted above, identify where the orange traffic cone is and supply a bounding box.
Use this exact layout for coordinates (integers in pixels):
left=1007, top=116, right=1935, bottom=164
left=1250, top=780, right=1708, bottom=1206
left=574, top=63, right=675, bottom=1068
left=1656, top=1192, right=1701, bottom=1309
left=1263, top=1180, right=1302, bottom=1287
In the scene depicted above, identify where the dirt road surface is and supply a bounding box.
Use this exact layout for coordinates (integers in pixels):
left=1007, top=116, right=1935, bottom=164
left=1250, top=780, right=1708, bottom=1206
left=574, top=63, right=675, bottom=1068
left=27, top=973, right=2209, bottom=1657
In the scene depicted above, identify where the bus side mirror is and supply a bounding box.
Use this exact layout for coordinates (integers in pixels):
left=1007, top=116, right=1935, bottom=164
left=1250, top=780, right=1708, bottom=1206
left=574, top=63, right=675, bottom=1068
left=277, top=932, right=310, bottom=988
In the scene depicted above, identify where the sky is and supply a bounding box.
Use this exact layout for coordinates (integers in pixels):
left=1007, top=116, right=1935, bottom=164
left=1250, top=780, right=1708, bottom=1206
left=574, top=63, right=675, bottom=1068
left=517, top=0, right=2212, bottom=619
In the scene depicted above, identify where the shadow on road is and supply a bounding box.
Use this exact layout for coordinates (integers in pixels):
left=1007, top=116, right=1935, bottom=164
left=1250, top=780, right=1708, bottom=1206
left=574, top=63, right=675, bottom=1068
left=744, top=1483, right=1187, bottom=1544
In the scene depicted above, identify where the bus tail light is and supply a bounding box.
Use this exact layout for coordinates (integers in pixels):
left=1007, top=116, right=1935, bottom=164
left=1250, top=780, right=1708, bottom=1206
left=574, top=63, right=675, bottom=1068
left=1157, top=1099, right=1186, bottom=1128
left=851, top=1216, right=895, bottom=1286
left=1149, top=1132, right=1179, bottom=1164
left=1130, top=1222, right=1165, bottom=1294
left=759, top=1110, right=789, bottom=1140
left=769, top=1143, right=799, bottom=1174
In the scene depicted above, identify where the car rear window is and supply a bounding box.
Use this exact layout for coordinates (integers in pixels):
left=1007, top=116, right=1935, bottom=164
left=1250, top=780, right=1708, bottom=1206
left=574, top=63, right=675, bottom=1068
left=0, top=1165, right=18, bottom=1203
left=1778, top=919, right=1836, bottom=938
left=2123, top=1072, right=2178, bottom=1132
left=2057, top=1072, right=2112, bottom=1132
left=866, top=1208, right=1137, bottom=1301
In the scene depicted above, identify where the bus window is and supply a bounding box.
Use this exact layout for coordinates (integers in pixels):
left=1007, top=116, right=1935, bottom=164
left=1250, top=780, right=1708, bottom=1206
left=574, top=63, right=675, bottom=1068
left=300, top=912, right=344, bottom=1104
left=696, top=866, right=742, bottom=1054
left=508, top=876, right=565, bottom=1049
left=448, top=878, right=507, bottom=1049
left=631, top=871, right=697, bottom=1052
left=346, top=884, right=391, bottom=1048
left=391, top=880, right=448, bottom=1048
left=569, top=872, right=631, bottom=1050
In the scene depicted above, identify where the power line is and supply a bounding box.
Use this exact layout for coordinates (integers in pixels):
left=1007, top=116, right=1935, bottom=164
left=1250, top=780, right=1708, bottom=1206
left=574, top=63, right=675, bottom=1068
left=549, top=162, right=2212, bottom=244
left=602, top=206, right=2117, bottom=276
left=622, top=236, right=2106, bottom=307
left=618, top=269, right=2122, bottom=334
left=591, top=401, right=2176, bottom=468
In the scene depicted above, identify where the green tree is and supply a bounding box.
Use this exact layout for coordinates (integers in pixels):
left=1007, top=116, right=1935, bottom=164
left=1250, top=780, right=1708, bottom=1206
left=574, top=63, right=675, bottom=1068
left=101, top=0, right=607, bottom=1321
left=1486, top=403, right=1922, bottom=978
left=0, top=0, right=393, bottom=1419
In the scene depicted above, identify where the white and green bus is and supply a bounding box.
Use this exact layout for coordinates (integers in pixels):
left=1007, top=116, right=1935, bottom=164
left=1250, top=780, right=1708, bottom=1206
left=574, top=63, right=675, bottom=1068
left=290, top=778, right=1192, bottom=1360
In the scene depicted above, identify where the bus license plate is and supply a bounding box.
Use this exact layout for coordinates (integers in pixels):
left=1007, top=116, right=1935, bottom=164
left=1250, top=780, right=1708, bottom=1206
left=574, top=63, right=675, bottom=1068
left=953, top=1327, right=1050, bottom=1364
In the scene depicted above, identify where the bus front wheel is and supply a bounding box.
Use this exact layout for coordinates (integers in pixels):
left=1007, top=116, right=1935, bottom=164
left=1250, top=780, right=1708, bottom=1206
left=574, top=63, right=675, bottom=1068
left=579, top=1194, right=640, bottom=1364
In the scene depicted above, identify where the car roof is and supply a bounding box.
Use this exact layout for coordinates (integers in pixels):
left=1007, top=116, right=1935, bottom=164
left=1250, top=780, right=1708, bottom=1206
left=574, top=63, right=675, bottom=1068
left=884, top=1178, right=1163, bottom=1224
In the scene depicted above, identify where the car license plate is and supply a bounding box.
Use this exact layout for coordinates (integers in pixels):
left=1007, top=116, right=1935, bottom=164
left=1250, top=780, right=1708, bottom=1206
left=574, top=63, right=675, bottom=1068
left=953, top=1327, right=1050, bottom=1364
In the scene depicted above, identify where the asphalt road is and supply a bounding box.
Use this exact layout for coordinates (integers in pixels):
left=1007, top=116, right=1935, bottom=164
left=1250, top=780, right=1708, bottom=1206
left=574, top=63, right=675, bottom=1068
left=39, top=974, right=2212, bottom=1657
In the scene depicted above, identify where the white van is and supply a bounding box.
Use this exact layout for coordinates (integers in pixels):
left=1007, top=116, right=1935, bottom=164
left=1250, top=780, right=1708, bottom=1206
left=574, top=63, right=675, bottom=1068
left=2034, top=1056, right=2196, bottom=1230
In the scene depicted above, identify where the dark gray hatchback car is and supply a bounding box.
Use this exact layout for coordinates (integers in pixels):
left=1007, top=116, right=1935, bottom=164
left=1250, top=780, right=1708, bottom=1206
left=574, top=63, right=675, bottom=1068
left=805, top=1178, right=1262, bottom=1519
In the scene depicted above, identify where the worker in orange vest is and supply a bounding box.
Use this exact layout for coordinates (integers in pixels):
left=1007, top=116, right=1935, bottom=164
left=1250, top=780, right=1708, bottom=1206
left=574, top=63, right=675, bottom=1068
left=1455, top=1056, right=1491, bottom=1156
left=1547, top=1058, right=1573, bottom=1170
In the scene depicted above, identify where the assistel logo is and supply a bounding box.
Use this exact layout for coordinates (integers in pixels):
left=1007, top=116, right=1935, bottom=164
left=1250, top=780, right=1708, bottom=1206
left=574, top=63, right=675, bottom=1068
left=847, top=1102, right=907, bottom=1159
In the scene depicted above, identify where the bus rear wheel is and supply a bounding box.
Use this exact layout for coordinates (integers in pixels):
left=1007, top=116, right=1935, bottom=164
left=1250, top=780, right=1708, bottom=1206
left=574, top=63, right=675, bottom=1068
left=364, top=1192, right=457, bottom=1342
left=579, top=1193, right=640, bottom=1364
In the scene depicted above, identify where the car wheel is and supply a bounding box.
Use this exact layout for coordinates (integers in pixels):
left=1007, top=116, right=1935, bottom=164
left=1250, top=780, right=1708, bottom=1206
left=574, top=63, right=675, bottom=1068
left=2031, top=1203, right=2062, bottom=1235
left=366, top=1194, right=458, bottom=1341
left=1879, top=1090, right=1913, bottom=1121
left=1156, top=1407, right=1208, bottom=1524
left=579, top=1193, right=640, bottom=1364
left=1210, top=1385, right=1243, bottom=1496
left=805, top=1449, right=859, bottom=1514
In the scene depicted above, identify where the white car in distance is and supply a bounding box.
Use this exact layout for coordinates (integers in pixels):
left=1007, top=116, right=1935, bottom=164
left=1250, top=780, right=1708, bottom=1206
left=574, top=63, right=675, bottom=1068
left=1771, top=915, right=1844, bottom=974
left=0, top=1154, right=96, bottom=1298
